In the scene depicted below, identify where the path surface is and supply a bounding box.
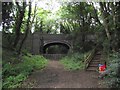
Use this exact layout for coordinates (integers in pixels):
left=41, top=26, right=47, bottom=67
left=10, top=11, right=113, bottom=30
left=22, top=60, right=106, bottom=88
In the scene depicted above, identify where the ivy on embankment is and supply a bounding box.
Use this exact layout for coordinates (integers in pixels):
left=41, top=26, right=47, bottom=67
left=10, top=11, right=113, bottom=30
left=2, top=53, right=48, bottom=88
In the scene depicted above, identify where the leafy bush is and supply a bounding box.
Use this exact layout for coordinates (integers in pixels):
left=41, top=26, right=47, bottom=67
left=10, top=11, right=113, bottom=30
left=2, top=53, right=48, bottom=88
left=3, top=74, right=26, bottom=88
left=106, top=52, right=120, bottom=88
left=22, top=55, right=47, bottom=70
left=60, top=53, right=85, bottom=70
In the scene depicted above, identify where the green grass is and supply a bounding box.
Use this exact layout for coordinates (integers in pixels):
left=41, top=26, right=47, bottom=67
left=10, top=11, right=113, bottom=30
left=60, top=53, right=86, bottom=71
left=2, top=52, right=48, bottom=88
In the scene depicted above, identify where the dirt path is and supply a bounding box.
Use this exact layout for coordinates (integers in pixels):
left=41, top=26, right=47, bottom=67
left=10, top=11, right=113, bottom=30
left=22, top=60, right=106, bottom=88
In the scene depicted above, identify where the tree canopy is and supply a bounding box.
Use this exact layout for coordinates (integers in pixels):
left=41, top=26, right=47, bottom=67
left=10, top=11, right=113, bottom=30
left=2, top=1, right=120, bottom=53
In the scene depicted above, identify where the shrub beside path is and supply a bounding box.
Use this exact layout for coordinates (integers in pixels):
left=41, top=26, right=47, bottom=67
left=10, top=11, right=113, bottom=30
left=22, top=60, right=106, bottom=88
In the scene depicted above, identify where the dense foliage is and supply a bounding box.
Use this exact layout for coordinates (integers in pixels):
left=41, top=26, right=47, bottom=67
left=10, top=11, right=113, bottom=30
left=2, top=50, right=48, bottom=88
left=60, top=52, right=90, bottom=70
left=106, top=52, right=120, bottom=88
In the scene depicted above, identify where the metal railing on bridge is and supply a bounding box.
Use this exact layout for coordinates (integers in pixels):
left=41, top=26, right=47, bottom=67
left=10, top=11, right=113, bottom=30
left=42, top=54, right=66, bottom=60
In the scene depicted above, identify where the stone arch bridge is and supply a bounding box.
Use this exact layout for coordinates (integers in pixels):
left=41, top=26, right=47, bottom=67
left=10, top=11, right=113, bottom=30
left=23, top=32, right=72, bottom=59
left=23, top=31, right=96, bottom=59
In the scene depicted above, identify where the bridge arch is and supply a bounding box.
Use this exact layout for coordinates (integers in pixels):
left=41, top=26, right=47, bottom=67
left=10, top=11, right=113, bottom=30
left=43, top=41, right=71, bottom=54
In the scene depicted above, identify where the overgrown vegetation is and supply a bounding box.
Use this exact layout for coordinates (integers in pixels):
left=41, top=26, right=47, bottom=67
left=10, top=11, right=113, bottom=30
left=60, top=52, right=89, bottom=70
left=2, top=50, right=48, bottom=88
left=105, top=52, right=120, bottom=88
left=2, top=0, right=120, bottom=88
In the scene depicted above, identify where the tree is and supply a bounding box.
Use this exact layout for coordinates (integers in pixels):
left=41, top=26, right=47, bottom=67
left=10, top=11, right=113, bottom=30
left=13, top=2, right=26, bottom=48
left=58, top=2, right=97, bottom=52
left=98, top=2, right=120, bottom=51
left=18, top=1, right=32, bottom=54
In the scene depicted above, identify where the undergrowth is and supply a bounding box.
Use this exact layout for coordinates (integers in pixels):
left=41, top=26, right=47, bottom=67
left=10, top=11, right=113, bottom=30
left=60, top=52, right=89, bottom=71
left=106, top=52, right=120, bottom=88
left=2, top=50, right=48, bottom=88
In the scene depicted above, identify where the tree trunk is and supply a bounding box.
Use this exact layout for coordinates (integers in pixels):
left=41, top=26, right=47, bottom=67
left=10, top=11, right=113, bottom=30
left=92, top=3, right=102, bottom=25
left=29, top=3, right=37, bottom=34
left=81, top=16, right=85, bottom=52
left=18, top=2, right=31, bottom=54
left=99, top=2, right=111, bottom=41
left=13, top=2, right=26, bottom=48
